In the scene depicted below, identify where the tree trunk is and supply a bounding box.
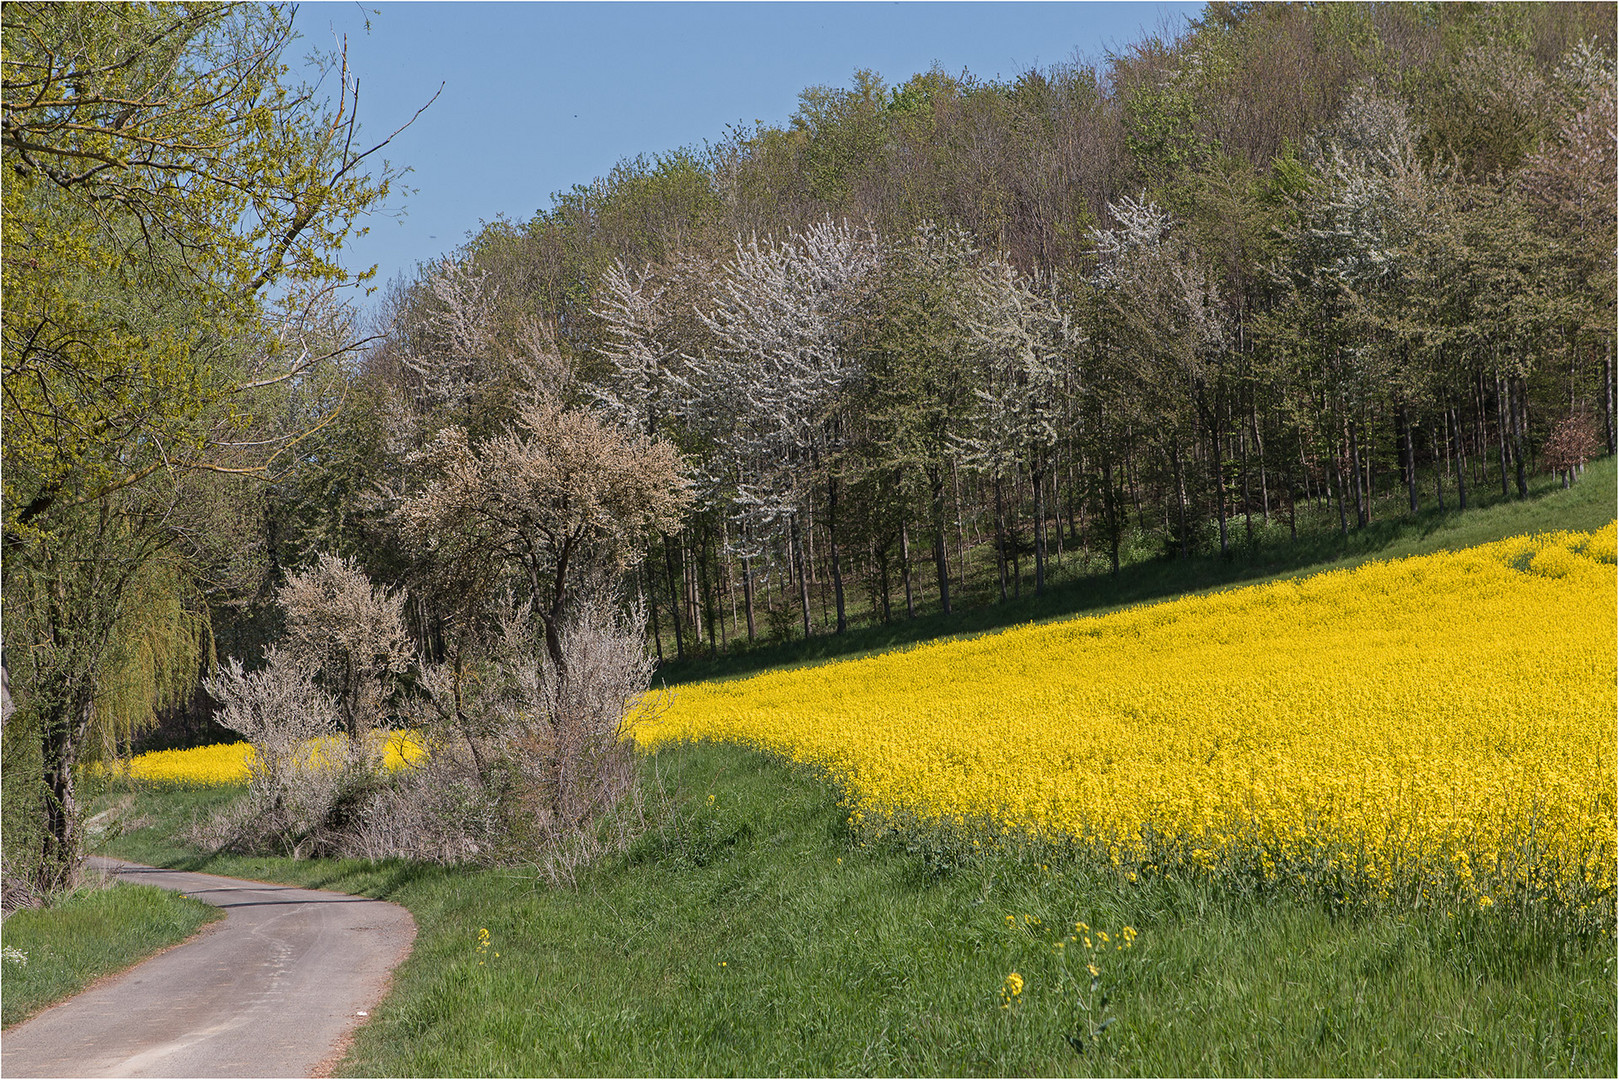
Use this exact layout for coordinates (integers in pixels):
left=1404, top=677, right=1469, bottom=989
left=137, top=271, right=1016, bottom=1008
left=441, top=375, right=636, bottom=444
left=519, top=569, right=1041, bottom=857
left=741, top=555, right=757, bottom=642
left=1346, top=419, right=1366, bottom=528
left=1032, top=458, right=1047, bottom=597
left=1251, top=401, right=1270, bottom=525
left=900, top=513, right=915, bottom=619
left=927, top=465, right=951, bottom=616
left=951, top=459, right=968, bottom=594
left=1399, top=402, right=1419, bottom=515
left=661, top=535, right=685, bottom=661
left=1126, top=439, right=1146, bottom=532
left=1603, top=340, right=1616, bottom=456
left=827, top=474, right=847, bottom=634
left=1287, top=466, right=1298, bottom=542
left=1509, top=377, right=1528, bottom=498
left=1102, top=455, right=1121, bottom=576
left=1240, top=425, right=1254, bottom=546
left=1048, top=468, right=1063, bottom=560
left=878, top=544, right=892, bottom=623
left=722, top=518, right=738, bottom=643
left=39, top=677, right=94, bottom=894
left=1172, top=440, right=1188, bottom=559
left=1434, top=410, right=1446, bottom=512
left=1450, top=406, right=1469, bottom=510
left=698, top=526, right=719, bottom=660
left=644, top=561, right=664, bottom=662
left=993, top=472, right=1008, bottom=602
left=1331, top=440, right=1349, bottom=538
left=1495, top=372, right=1512, bottom=498
left=791, top=512, right=812, bottom=639
left=1065, top=456, right=1080, bottom=549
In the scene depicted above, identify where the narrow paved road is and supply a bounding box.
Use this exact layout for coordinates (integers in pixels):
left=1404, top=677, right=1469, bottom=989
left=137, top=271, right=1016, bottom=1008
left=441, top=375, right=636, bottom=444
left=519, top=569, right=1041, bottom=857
left=2, top=858, right=415, bottom=1079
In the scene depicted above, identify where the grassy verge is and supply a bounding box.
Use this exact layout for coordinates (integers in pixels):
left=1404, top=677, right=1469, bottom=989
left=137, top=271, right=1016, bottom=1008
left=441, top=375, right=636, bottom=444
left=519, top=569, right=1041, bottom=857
left=658, top=455, right=1617, bottom=686
left=1, top=879, right=223, bottom=1028
left=101, top=743, right=1617, bottom=1077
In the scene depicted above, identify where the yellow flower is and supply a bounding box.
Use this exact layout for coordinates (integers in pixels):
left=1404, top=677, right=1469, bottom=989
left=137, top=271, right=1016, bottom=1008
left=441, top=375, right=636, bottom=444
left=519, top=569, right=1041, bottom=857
left=999, top=970, right=1025, bottom=1009
left=633, top=526, right=1617, bottom=919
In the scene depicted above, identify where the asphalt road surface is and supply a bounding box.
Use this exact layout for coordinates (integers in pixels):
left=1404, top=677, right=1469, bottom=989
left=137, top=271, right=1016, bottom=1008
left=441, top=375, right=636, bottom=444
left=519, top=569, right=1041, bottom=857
left=2, top=858, right=416, bottom=1078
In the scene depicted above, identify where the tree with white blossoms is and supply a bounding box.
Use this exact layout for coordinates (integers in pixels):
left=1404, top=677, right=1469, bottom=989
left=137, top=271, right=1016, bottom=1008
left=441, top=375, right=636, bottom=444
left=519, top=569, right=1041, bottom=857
left=399, top=259, right=498, bottom=418
left=608, top=221, right=874, bottom=641
left=953, top=258, right=1077, bottom=598
left=1090, top=193, right=1229, bottom=561
left=274, top=553, right=413, bottom=757
left=396, top=257, right=571, bottom=436
left=1273, top=85, right=1440, bottom=528
left=592, top=250, right=727, bottom=656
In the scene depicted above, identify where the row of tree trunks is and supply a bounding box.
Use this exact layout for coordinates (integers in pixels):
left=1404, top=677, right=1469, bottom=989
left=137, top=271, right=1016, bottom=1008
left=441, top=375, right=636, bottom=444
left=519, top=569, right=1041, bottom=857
left=643, top=355, right=1602, bottom=661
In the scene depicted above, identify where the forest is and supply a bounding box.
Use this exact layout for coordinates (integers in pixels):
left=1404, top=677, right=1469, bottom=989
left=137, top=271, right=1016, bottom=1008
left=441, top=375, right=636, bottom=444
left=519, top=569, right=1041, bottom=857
left=331, top=0, right=1614, bottom=666
left=3, top=1, right=1615, bottom=890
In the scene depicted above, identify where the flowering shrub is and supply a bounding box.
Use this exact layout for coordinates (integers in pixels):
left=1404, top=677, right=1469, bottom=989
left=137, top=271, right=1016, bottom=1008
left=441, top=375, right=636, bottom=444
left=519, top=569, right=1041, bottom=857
left=636, top=525, right=1618, bottom=922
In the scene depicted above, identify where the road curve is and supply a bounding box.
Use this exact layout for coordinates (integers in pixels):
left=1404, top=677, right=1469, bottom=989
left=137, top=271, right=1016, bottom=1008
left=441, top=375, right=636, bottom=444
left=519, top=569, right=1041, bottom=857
left=2, top=857, right=415, bottom=1079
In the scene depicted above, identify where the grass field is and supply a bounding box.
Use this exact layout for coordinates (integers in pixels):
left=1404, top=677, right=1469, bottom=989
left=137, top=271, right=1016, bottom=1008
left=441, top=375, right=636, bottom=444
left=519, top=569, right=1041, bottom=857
left=100, top=743, right=1616, bottom=1076
left=76, top=460, right=1619, bottom=1075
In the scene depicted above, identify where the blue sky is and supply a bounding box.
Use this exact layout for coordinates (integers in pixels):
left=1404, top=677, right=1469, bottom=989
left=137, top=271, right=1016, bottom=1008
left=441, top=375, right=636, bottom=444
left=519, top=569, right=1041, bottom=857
left=302, top=1, right=1200, bottom=298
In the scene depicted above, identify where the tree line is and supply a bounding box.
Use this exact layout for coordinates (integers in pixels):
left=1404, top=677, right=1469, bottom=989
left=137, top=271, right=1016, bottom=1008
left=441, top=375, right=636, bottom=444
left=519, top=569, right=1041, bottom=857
left=301, top=1, right=1614, bottom=662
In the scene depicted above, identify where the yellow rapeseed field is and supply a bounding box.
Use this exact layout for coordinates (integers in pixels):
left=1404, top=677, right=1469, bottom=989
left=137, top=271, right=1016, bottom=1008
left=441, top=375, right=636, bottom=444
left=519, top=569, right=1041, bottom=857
left=117, top=730, right=425, bottom=787
left=635, top=526, right=1618, bottom=916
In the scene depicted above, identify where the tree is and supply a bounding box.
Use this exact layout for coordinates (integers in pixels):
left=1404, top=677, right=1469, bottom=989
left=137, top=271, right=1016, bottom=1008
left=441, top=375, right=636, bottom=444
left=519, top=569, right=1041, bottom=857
left=695, top=219, right=878, bottom=636
left=859, top=222, right=989, bottom=615
left=954, top=259, right=1075, bottom=596
left=1091, top=195, right=1228, bottom=560
left=2, top=2, right=421, bottom=891
left=398, top=397, right=690, bottom=671
left=275, top=554, right=412, bottom=754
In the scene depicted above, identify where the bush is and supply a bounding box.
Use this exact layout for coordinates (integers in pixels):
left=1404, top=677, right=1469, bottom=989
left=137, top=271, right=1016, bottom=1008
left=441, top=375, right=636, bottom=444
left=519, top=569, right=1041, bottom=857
left=196, top=578, right=661, bottom=876
left=201, top=648, right=377, bottom=857
left=402, top=595, right=661, bottom=875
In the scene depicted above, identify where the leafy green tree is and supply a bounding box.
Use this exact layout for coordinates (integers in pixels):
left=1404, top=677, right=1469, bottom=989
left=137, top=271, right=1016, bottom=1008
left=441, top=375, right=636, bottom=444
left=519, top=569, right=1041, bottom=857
left=857, top=223, right=988, bottom=615
left=2, top=2, right=413, bottom=891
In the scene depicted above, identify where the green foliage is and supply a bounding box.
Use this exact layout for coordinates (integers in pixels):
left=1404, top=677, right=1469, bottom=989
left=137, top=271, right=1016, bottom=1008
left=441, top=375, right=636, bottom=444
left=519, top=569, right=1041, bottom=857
left=2, top=1, right=405, bottom=891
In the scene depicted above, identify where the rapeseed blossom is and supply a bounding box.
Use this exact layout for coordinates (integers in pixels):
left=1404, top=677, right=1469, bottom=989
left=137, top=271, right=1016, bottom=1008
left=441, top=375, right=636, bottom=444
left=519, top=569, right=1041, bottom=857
left=116, top=729, right=425, bottom=787
left=635, top=526, right=1618, bottom=918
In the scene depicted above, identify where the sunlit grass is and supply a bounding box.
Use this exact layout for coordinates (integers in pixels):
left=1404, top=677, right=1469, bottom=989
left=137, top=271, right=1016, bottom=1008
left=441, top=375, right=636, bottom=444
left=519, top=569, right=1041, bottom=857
left=1, top=881, right=221, bottom=1028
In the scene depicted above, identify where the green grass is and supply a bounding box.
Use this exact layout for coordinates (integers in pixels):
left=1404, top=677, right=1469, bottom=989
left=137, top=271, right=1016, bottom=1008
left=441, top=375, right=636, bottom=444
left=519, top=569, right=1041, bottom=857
left=657, top=455, right=1617, bottom=686
left=83, top=460, right=1617, bottom=1074
left=101, top=743, right=1617, bottom=1077
left=0, top=879, right=223, bottom=1028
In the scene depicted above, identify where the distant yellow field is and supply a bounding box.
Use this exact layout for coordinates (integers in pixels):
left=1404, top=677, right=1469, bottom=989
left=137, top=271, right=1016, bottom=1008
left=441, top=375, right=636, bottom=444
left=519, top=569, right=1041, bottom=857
left=117, top=730, right=425, bottom=787
left=636, top=525, right=1618, bottom=915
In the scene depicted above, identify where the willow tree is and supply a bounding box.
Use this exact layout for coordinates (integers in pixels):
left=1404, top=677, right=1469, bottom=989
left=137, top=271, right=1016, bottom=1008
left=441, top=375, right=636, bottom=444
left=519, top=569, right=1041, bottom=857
left=1, top=2, right=421, bottom=891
